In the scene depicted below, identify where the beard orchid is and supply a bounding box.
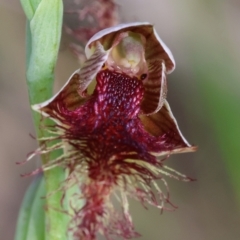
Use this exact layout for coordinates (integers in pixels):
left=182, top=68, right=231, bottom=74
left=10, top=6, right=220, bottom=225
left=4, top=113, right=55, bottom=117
left=28, top=22, right=196, bottom=240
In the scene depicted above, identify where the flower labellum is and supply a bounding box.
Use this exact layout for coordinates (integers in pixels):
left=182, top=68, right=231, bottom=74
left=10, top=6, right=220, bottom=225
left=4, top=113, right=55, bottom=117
left=29, top=22, right=196, bottom=240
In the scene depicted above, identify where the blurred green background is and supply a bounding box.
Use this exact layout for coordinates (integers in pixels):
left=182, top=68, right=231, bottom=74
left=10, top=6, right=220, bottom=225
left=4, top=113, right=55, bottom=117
left=0, top=0, right=240, bottom=239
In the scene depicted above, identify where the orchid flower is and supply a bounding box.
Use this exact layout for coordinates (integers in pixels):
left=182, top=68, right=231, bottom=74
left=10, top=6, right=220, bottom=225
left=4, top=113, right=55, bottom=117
left=28, top=22, right=196, bottom=240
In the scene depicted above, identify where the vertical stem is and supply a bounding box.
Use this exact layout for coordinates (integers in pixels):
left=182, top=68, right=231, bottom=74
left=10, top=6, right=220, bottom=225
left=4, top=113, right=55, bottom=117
left=20, top=0, right=69, bottom=239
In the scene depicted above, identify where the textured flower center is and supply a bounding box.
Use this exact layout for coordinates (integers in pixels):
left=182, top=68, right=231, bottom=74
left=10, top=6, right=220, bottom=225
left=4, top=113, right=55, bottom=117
left=95, top=69, right=144, bottom=118
left=75, top=70, right=149, bottom=179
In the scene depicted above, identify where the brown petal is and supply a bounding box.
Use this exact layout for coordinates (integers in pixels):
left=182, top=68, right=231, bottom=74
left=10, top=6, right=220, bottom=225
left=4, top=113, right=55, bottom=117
left=141, top=61, right=167, bottom=114
left=85, top=23, right=175, bottom=73
left=32, top=70, right=86, bottom=120
left=78, top=42, right=110, bottom=96
left=139, top=100, right=197, bottom=155
left=85, top=23, right=175, bottom=115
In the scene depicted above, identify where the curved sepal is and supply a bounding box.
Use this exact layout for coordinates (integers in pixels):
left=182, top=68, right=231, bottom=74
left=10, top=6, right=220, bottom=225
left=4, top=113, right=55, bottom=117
left=32, top=70, right=85, bottom=121
left=141, top=61, right=167, bottom=114
left=85, top=22, right=175, bottom=114
left=140, top=100, right=197, bottom=155
left=86, top=22, right=175, bottom=72
left=78, top=42, right=110, bottom=96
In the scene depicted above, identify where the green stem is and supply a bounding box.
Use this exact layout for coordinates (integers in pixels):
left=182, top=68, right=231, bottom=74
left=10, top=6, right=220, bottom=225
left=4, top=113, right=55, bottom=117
left=15, top=174, right=44, bottom=240
left=20, top=0, right=68, bottom=239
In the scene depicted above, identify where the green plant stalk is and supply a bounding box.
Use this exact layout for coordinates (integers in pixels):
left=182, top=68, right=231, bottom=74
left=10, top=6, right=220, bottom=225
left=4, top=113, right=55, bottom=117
left=15, top=174, right=44, bottom=240
left=25, top=175, right=46, bottom=240
left=20, top=0, right=69, bottom=239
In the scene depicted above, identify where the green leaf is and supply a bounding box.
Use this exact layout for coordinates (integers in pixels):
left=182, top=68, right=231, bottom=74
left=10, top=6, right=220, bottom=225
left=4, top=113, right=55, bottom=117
left=27, top=0, right=63, bottom=85
left=15, top=174, right=45, bottom=240
left=25, top=175, right=46, bottom=240
left=20, top=0, right=41, bottom=20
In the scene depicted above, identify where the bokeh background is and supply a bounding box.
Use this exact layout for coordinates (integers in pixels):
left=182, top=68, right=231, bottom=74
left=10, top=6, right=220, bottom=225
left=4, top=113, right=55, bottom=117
left=1, top=0, right=240, bottom=239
